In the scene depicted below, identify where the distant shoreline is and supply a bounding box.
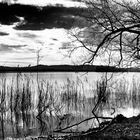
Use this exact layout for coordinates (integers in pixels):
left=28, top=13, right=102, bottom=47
left=0, top=65, right=138, bottom=73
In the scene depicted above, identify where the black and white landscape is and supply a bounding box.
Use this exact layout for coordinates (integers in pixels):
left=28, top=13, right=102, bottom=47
left=0, top=0, right=140, bottom=140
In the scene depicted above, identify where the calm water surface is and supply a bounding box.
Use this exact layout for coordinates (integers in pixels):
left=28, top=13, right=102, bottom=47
left=0, top=72, right=140, bottom=138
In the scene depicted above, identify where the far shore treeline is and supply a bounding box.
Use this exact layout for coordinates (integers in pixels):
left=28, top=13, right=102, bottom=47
left=0, top=65, right=138, bottom=72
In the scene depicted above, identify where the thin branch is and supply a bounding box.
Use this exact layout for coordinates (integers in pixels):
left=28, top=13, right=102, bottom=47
left=118, top=31, right=123, bottom=65
left=112, top=0, right=140, bottom=20
left=72, top=34, right=95, bottom=53
left=54, top=116, right=113, bottom=132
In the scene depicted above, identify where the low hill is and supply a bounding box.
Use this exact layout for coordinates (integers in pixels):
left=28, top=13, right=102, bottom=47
left=0, top=65, right=130, bottom=72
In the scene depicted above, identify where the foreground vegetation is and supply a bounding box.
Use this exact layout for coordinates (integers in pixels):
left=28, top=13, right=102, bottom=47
left=0, top=72, right=139, bottom=139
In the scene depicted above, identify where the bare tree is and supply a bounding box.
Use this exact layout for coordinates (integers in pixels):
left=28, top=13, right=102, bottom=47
left=36, top=48, right=42, bottom=66
left=70, top=0, right=140, bottom=67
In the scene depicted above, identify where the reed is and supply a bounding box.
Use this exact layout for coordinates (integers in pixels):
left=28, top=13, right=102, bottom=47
left=0, top=73, right=139, bottom=139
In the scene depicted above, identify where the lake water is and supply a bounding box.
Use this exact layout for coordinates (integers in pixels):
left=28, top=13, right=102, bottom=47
left=0, top=72, right=140, bottom=139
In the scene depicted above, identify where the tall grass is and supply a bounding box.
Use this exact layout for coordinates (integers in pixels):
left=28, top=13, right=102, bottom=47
left=0, top=73, right=87, bottom=138
left=0, top=73, right=139, bottom=139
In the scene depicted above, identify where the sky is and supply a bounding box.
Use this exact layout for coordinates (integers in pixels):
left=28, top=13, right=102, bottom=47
left=0, top=22, right=81, bottom=66
left=1, top=0, right=137, bottom=67
left=1, top=0, right=85, bottom=7
left=18, top=0, right=85, bottom=7
left=0, top=0, right=87, bottom=66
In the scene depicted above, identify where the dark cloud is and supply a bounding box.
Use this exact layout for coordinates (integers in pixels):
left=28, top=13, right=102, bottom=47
left=51, top=38, right=58, bottom=41
left=26, top=48, right=35, bottom=52
left=0, top=44, right=27, bottom=52
left=0, top=4, right=87, bottom=30
left=17, top=32, right=38, bottom=39
left=0, top=32, right=9, bottom=36
left=59, top=46, right=70, bottom=50
left=49, top=43, right=54, bottom=46
left=59, top=42, right=71, bottom=49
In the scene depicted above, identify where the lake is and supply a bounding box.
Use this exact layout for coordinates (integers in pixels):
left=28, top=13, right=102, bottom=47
left=0, top=72, right=140, bottom=139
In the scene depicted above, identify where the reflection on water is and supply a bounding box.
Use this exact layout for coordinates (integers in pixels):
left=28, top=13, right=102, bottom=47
left=0, top=72, right=140, bottom=138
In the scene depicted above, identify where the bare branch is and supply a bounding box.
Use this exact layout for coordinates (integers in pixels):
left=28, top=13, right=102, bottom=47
left=70, top=0, right=140, bottom=67
left=54, top=116, right=112, bottom=133
left=118, top=31, right=123, bottom=65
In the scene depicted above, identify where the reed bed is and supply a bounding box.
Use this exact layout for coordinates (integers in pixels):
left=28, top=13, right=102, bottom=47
left=0, top=73, right=139, bottom=139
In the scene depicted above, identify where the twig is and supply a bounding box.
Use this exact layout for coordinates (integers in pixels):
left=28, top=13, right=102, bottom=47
left=54, top=116, right=113, bottom=132
left=81, top=115, right=117, bottom=136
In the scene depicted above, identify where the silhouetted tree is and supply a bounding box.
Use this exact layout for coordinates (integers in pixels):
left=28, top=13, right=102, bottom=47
left=71, top=0, right=140, bottom=67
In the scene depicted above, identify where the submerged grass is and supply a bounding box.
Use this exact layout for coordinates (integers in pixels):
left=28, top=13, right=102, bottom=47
left=0, top=73, right=139, bottom=139
left=0, top=73, right=88, bottom=139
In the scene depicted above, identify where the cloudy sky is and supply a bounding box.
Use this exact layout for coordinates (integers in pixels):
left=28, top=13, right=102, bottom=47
left=16, top=0, right=85, bottom=7
left=0, top=0, right=87, bottom=66
left=0, top=24, right=72, bottom=66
